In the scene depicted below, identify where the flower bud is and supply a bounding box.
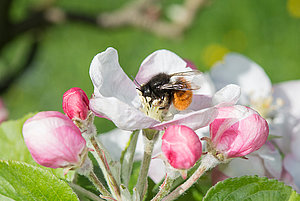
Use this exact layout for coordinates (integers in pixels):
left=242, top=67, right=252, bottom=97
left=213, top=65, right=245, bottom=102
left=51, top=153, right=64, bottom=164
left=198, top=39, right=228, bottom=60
left=63, top=87, right=90, bottom=120
left=162, top=125, right=202, bottom=170
left=22, top=111, right=88, bottom=169
left=209, top=105, right=269, bottom=159
left=0, top=98, right=8, bottom=124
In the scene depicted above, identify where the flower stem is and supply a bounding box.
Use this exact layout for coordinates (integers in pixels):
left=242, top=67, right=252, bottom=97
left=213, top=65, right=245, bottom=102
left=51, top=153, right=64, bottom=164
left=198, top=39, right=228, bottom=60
left=69, top=182, right=105, bottom=201
left=151, top=176, right=174, bottom=201
left=136, top=129, right=159, bottom=200
left=121, top=130, right=139, bottom=187
left=90, top=135, right=121, bottom=200
left=88, top=170, right=112, bottom=197
left=162, top=153, right=219, bottom=201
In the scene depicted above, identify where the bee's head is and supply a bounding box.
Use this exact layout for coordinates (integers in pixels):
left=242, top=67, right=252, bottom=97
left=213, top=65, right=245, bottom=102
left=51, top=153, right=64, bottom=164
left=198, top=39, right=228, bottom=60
left=140, top=84, right=151, bottom=97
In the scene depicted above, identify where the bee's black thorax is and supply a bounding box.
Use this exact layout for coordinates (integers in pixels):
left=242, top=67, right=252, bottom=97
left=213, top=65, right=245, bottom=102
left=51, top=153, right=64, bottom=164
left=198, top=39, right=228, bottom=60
left=140, top=73, right=173, bottom=109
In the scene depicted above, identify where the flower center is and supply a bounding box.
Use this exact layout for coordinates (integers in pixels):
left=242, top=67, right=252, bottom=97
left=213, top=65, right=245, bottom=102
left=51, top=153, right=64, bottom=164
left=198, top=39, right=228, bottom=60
left=137, top=89, right=168, bottom=122
left=250, top=96, right=283, bottom=120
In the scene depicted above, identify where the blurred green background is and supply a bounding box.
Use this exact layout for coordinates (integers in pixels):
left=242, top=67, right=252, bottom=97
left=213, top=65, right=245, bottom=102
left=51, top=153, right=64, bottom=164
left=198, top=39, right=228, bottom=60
left=1, top=0, right=300, bottom=132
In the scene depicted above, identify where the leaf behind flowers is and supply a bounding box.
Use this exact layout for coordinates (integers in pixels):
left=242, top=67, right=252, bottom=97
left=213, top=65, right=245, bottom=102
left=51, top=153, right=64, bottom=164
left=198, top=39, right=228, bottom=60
left=203, top=175, right=300, bottom=201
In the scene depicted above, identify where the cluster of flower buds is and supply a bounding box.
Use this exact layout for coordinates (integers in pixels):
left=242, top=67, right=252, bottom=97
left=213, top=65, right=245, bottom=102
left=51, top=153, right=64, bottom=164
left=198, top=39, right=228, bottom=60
left=21, top=47, right=272, bottom=201
left=23, top=88, right=92, bottom=172
left=160, top=105, right=269, bottom=175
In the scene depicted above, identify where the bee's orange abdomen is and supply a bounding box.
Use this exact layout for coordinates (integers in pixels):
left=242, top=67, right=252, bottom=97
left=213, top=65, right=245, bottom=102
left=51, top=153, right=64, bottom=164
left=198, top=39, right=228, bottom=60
left=173, top=91, right=193, bottom=111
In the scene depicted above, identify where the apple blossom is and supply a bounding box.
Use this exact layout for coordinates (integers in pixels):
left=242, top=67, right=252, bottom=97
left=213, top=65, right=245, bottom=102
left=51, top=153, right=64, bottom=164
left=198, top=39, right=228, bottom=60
left=207, top=105, right=269, bottom=160
left=63, top=87, right=90, bottom=120
left=22, top=111, right=88, bottom=170
left=162, top=125, right=202, bottom=170
left=209, top=53, right=300, bottom=190
left=89, top=47, right=241, bottom=131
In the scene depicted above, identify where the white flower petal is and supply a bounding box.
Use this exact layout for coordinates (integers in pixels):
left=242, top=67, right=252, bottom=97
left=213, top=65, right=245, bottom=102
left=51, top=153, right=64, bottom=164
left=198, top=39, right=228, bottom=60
left=135, top=50, right=188, bottom=85
left=212, top=84, right=241, bottom=107
left=148, top=159, right=166, bottom=183
left=256, top=142, right=282, bottom=179
left=151, top=107, right=218, bottom=131
left=89, top=47, right=140, bottom=108
left=90, top=97, right=159, bottom=131
left=193, top=73, right=216, bottom=96
left=290, top=123, right=300, bottom=160
left=220, top=155, right=266, bottom=177
left=98, top=129, right=133, bottom=161
left=284, top=154, right=300, bottom=190
left=273, top=80, right=300, bottom=119
left=187, top=95, right=213, bottom=111
left=210, top=53, right=272, bottom=104
left=270, top=113, right=297, bottom=154
left=99, top=128, right=165, bottom=183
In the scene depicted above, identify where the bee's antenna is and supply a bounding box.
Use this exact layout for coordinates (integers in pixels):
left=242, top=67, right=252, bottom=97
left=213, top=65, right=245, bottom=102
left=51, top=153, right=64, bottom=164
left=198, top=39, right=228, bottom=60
left=130, top=75, right=141, bottom=87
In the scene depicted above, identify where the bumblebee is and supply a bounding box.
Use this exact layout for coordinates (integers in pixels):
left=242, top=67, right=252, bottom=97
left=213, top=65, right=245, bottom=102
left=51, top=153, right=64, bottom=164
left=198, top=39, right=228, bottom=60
left=139, top=71, right=202, bottom=111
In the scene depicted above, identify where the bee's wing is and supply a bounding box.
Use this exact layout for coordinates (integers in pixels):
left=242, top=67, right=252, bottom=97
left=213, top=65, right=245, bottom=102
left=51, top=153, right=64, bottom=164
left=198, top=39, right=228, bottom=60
left=160, top=71, right=202, bottom=91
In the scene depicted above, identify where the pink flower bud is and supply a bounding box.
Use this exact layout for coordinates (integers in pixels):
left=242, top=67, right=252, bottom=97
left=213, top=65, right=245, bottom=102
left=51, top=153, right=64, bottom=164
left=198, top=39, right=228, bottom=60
left=22, top=111, right=88, bottom=169
left=63, top=87, right=90, bottom=120
left=162, top=125, right=202, bottom=170
left=0, top=98, right=8, bottom=124
left=209, top=105, right=269, bottom=159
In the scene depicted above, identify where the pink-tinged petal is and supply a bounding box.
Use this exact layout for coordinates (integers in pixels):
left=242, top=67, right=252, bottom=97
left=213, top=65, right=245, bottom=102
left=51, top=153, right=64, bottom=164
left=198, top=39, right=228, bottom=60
left=273, top=80, right=300, bottom=119
left=256, top=142, right=282, bottom=179
left=89, top=47, right=140, bottom=108
left=210, top=53, right=272, bottom=104
left=63, top=87, right=90, bottom=120
left=211, top=167, right=229, bottom=185
left=135, top=50, right=188, bottom=85
left=210, top=105, right=269, bottom=158
left=162, top=125, right=202, bottom=169
left=212, top=84, right=241, bottom=107
left=90, top=97, right=159, bottom=131
left=188, top=84, right=240, bottom=112
left=281, top=168, right=300, bottom=192
left=23, top=111, right=86, bottom=169
left=0, top=98, right=8, bottom=124
left=187, top=94, right=213, bottom=111
left=284, top=154, right=300, bottom=190
left=184, top=59, right=197, bottom=70
left=151, top=107, right=218, bottom=131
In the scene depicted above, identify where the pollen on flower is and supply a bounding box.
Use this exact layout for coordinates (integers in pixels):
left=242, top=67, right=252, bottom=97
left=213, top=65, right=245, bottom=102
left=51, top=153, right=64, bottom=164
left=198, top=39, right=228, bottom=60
left=137, top=89, right=167, bottom=122
left=250, top=96, right=283, bottom=120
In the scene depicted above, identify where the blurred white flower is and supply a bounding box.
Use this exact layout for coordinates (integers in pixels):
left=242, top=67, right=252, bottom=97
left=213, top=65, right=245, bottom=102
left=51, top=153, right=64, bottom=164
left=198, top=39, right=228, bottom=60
left=209, top=53, right=300, bottom=191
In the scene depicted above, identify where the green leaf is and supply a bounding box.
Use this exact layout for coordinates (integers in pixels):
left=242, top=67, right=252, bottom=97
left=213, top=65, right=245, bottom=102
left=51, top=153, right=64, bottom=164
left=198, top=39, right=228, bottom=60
left=0, top=113, right=34, bottom=163
left=203, top=175, right=300, bottom=201
left=0, top=160, right=79, bottom=201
